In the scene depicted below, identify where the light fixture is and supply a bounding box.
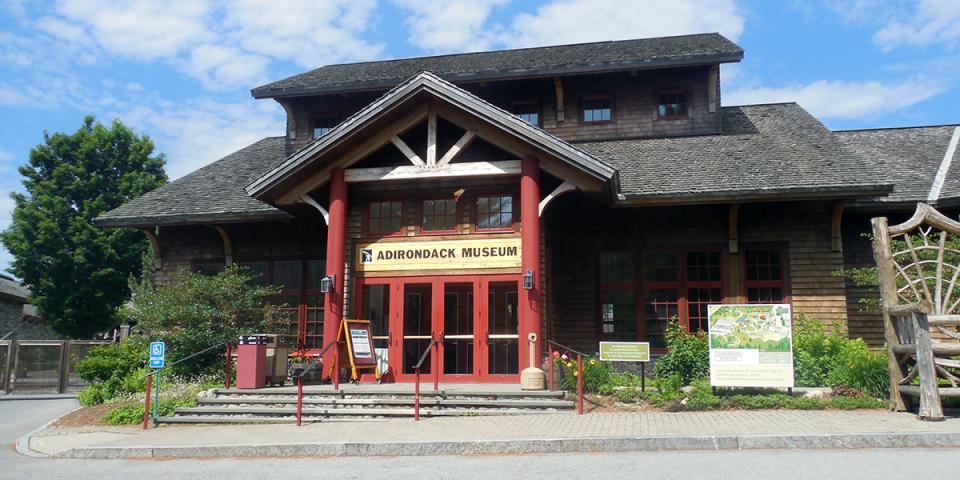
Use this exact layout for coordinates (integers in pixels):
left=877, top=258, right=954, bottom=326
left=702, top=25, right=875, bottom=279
left=320, top=274, right=335, bottom=294
left=523, top=270, right=534, bottom=290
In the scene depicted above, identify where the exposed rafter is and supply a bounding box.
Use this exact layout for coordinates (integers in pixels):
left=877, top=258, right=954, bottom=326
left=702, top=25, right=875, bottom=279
left=138, top=227, right=162, bottom=269
left=538, top=181, right=576, bottom=217
left=426, top=111, right=437, bottom=166
left=390, top=135, right=425, bottom=167
left=437, top=130, right=476, bottom=165
left=299, top=194, right=329, bottom=225
left=345, top=160, right=521, bottom=183
left=209, top=225, right=233, bottom=266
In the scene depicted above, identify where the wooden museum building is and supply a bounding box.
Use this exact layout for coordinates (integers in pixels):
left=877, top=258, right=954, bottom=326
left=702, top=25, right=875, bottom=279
left=98, top=34, right=960, bottom=383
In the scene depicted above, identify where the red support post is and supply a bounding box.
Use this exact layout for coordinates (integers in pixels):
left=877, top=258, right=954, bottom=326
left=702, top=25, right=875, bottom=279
left=520, top=157, right=542, bottom=372
left=142, top=374, right=152, bottom=430
left=296, top=377, right=303, bottom=427
left=322, top=168, right=348, bottom=380
left=577, top=354, right=584, bottom=415
left=414, top=368, right=421, bottom=421
left=224, top=343, right=232, bottom=389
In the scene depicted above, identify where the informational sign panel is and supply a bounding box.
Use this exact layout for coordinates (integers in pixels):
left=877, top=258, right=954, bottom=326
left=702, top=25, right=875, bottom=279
left=349, top=325, right=373, bottom=360
left=356, top=237, right=522, bottom=273
left=343, top=320, right=377, bottom=366
left=599, top=342, right=650, bottom=362
left=708, top=304, right=794, bottom=388
left=149, top=341, right=165, bottom=369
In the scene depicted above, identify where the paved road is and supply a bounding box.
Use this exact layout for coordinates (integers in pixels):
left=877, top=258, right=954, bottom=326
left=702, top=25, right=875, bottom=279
left=3, top=399, right=960, bottom=480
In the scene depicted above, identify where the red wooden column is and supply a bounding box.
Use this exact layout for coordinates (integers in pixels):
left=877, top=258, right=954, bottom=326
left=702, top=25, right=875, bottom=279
left=322, top=168, right=348, bottom=380
left=520, top=156, right=542, bottom=372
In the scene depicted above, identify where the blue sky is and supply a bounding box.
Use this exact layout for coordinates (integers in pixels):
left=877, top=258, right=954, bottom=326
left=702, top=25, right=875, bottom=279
left=1, top=0, right=959, bottom=274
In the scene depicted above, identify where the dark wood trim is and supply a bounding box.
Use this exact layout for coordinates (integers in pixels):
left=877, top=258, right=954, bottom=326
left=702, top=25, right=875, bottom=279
left=655, top=88, right=690, bottom=121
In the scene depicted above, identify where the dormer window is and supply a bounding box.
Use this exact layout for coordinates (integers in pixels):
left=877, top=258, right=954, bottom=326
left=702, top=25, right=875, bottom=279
left=313, top=116, right=337, bottom=139
left=657, top=92, right=688, bottom=119
left=582, top=97, right=612, bottom=123
left=512, top=102, right=540, bottom=126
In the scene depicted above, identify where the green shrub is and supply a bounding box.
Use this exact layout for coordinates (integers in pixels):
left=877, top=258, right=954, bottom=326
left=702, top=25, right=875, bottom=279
left=552, top=354, right=611, bottom=393
left=792, top=313, right=889, bottom=398
left=653, top=319, right=709, bottom=385
left=77, top=384, right=105, bottom=407
left=105, top=397, right=194, bottom=425
left=75, top=338, right=152, bottom=405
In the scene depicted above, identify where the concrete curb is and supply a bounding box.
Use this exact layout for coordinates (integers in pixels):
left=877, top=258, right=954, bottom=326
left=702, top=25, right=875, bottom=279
left=51, top=432, right=960, bottom=459
left=16, top=405, right=83, bottom=458
left=0, top=394, right=78, bottom=401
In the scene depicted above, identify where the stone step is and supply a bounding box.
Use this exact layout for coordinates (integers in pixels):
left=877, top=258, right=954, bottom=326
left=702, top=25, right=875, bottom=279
left=173, top=406, right=559, bottom=418
left=197, top=397, right=574, bottom=410
left=154, top=415, right=386, bottom=425
left=210, top=387, right=566, bottom=401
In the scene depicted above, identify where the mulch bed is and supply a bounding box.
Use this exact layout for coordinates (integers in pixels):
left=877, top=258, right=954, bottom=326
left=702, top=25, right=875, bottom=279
left=53, top=403, right=136, bottom=428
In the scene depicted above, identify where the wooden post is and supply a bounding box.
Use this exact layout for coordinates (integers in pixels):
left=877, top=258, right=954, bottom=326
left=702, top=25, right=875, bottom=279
left=871, top=217, right=907, bottom=411
left=913, top=313, right=944, bottom=420
left=322, top=168, right=348, bottom=380
left=57, top=341, right=69, bottom=394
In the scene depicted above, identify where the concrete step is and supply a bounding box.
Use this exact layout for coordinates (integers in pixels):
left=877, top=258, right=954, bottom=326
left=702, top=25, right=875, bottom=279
left=210, top=387, right=566, bottom=401
left=154, top=415, right=386, bottom=425
left=197, top=397, right=575, bottom=410
left=172, top=406, right=560, bottom=418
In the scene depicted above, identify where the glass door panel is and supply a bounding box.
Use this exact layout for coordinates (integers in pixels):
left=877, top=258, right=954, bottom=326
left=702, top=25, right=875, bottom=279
left=360, top=284, right=391, bottom=352
left=402, top=283, right=432, bottom=374
left=487, top=281, right=519, bottom=375
left=442, top=282, right=474, bottom=375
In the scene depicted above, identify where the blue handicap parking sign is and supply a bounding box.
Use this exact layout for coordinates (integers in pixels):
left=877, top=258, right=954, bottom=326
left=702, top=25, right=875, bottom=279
left=149, top=341, right=165, bottom=369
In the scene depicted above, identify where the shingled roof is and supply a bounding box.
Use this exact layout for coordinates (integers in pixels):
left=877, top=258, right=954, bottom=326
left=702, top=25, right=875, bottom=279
left=95, top=137, right=293, bottom=227
left=251, top=33, right=743, bottom=99
left=834, top=125, right=960, bottom=208
left=0, top=274, right=29, bottom=303
left=577, top=103, right=894, bottom=204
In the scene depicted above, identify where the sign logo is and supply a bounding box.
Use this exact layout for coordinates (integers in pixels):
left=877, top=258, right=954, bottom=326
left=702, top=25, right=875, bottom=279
left=360, top=248, right=374, bottom=264
left=149, top=341, right=166, bottom=369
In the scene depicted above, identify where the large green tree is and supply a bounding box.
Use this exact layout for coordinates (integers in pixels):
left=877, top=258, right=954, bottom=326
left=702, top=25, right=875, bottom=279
left=1, top=116, right=167, bottom=338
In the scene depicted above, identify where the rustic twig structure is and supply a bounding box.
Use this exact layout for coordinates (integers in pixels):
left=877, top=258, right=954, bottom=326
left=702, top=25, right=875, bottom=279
left=872, top=203, right=960, bottom=420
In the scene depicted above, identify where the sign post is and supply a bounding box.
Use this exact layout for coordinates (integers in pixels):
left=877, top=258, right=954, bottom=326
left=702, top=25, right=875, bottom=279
left=149, top=341, right=165, bottom=423
left=707, top=304, right=794, bottom=389
left=598, top=341, right=651, bottom=394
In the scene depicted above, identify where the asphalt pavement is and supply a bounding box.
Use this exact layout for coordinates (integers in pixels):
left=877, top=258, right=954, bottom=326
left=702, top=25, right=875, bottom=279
left=2, top=398, right=960, bottom=480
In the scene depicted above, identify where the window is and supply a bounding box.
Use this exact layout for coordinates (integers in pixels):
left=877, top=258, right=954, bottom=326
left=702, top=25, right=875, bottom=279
left=658, top=92, right=687, bottom=119
left=582, top=97, right=612, bottom=123
left=600, top=252, right=637, bottom=339
left=643, top=252, right=679, bottom=347
left=368, top=201, right=403, bottom=235
left=512, top=102, right=540, bottom=126
left=236, top=258, right=325, bottom=349
left=686, top=251, right=722, bottom=333
left=745, top=249, right=786, bottom=303
left=422, top=199, right=457, bottom=232
left=313, top=117, right=337, bottom=138
left=477, top=195, right=513, bottom=230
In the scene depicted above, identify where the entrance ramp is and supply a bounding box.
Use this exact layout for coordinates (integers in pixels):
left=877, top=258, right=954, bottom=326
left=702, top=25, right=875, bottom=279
left=157, top=383, right=574, bottom=424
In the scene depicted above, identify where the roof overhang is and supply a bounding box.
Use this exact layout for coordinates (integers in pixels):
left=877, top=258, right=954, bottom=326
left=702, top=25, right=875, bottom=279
left=93, top=210, right=294, bottom=228
left=246, top=72, right=618, bottom=205
left=614, top=183, right=895, bottom=207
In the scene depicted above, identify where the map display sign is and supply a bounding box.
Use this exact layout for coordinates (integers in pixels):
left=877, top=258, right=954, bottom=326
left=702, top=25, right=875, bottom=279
left=599, top=342, right=650, bottom=362
left=707, top=304, right=794, bottom=388
left=349, top=326, right=373, bottom=359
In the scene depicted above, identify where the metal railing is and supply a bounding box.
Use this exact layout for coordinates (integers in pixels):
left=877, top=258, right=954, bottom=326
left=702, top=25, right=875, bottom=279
left=546, top=340, right=587, bottom=415
left=413, top=338, right=438, bottom=421
left=290, top=339, right=339, bottom=427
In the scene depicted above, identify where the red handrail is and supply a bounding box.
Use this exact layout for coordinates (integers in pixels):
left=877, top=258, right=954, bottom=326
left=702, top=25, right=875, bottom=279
left=224, top=343, right=232, bottom=389
left=292, top=339, right=340, bottom=427
left=546, top=339, right=587, bottom=415
left=142, top=374, right=152, bottom=430
left=296, top=376, right=304, bottom=426
left=413, top=338, right=438, bottom=422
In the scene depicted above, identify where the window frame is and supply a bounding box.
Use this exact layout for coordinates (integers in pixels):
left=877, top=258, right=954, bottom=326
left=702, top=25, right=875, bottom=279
left=420, top=197, right=459, bottom=235
left=656, top=89, right=690, bottom=121
left=474, top=193, right=517, bottom=233
left=581, top=95, right=614, bottom=124
left=511, top=101, right=541, bottom=127
left=234, top=257, right=326, bottom=349
left=742, top=246, right=790, bottom=304
left=683, top=250, right=724, bottom=334
left=312, top=115, right=338, bottom=139
left=598, top=251, right=639, bottom=340
left=365, top=199, right=406, bottom=237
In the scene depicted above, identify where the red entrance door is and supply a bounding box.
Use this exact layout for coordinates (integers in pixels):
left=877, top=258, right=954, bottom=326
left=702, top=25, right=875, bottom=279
left=356, top=275, right=519, bottom=383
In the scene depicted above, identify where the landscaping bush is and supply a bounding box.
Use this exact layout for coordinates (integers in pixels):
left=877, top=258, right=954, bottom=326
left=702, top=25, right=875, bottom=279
left=552, top=353, right=612, bottom=393
left=75, top=337, right=151, bottom=406
left=652, top=319, right=709, bottom=385
left=792, top=313, right=889, bottom=398
left=646, top=381, right=887, bottom=412
left=105, top=398, right=194, bottom=425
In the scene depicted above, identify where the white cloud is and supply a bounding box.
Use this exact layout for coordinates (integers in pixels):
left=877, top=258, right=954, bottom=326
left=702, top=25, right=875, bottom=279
left=392, top=0, right=509, bottom=53
left=725, top=78, right=946, bottom=119
left=873, top=0, right=960, bottom=51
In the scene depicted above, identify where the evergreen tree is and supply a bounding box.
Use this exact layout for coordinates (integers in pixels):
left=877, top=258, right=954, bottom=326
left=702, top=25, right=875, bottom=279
left=1, top=116, right=167, bottom=338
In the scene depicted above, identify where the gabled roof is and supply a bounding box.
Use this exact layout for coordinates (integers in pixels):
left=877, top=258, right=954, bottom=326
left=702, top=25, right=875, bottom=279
left=95, top=138, right=292, bottom=227
left=835, top=125, right=960, bottom=209
left=577, top=103, right=894, bottom=205
left=0, top=274, right=30, bottom=303
left=252, top=33, right=743, bottom=99
left=246, top=71, right=618, bottom=202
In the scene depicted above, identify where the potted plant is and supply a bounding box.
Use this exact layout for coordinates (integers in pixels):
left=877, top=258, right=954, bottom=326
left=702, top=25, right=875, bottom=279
left=288, top=349, right=321, bottom=384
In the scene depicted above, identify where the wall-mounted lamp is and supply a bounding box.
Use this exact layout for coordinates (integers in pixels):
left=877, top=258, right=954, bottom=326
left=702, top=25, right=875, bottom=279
left=523, top=270, right=535, bottom=290
left=320, top=274, right=336, bottom=294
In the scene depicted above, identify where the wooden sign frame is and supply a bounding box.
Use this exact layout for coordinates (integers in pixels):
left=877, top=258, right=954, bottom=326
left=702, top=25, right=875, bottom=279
left=333, top=319, right=381, bottom=382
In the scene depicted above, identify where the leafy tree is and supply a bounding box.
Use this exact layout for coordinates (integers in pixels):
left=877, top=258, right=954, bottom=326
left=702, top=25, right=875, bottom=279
left=1, top=117, right=166, bottom=338
left=122, top=266, right=284, bottom=376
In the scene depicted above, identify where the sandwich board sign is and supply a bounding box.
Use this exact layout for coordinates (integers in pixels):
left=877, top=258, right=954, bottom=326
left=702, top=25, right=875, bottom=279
left=149, top=341, right=165, bottom=369
left=707, top=304, right=794, bottom=388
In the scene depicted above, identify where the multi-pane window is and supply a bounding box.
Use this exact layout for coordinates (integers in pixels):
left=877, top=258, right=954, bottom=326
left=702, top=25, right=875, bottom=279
left=512, top=103, right=540, bottom=126
left=582, top=97, right=612, bottom=123
left=477, top=195, right=513, bottom=229
left=686, top=251, right=722, bottom=332
left=658, top=92, right=687, bottom=118
left=600, top=252, right=636, bottom=339
left=422, top=199, right=457, bottom=232
left=236, top=259, right=325, bottom=349
left=745, top=249, right=785, bottom=303
left=643, top=252, right=679, bottom=347
left=313, top=117, right=337, bottom=138
left=368, top=201, right=403, bottom=235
